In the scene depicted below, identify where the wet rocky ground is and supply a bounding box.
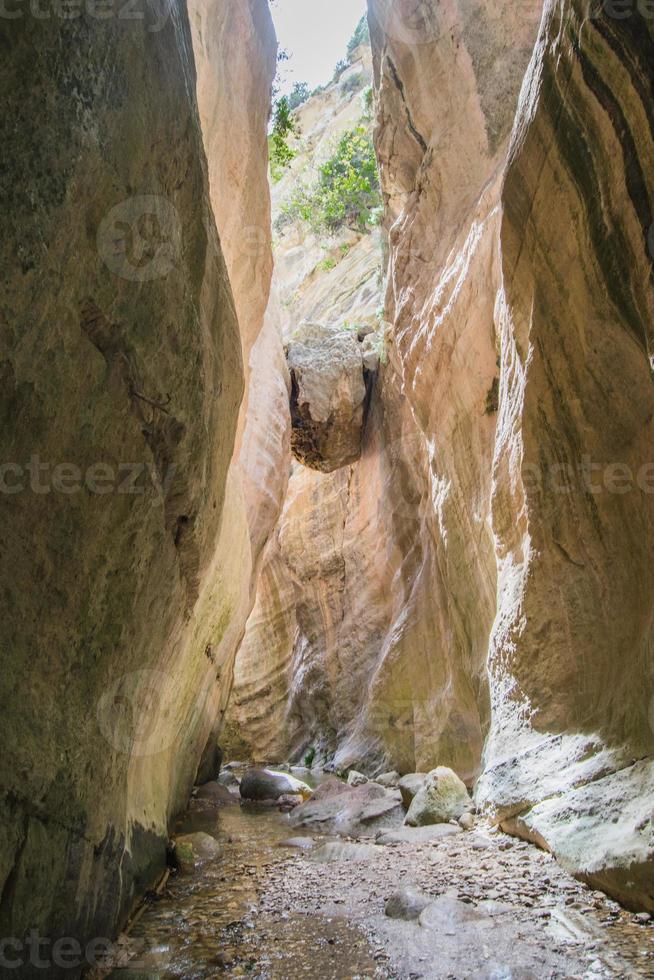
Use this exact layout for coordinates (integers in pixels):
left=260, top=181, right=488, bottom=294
left=102, top=778, right=654, bottom=980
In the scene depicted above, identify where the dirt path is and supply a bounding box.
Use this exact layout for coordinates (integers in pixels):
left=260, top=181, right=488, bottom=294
left=104, top=797, right=654, bottom=979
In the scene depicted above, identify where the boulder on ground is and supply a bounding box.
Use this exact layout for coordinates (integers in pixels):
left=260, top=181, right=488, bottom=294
left=239, top=768, right=311, bottom=802
left=278, top=793, right=303, bottom=811
left=405, top=767, right=471, bottom=827
left=218, top=769, right=240, bottom=790
left=290, top=777, right=403, bottom=837
left=193, top=782, right=237, bottom=805
left=174, top=832, right=220, bottom=873
left=278, top=837, right=316, bottom=851
left=375, top=771, right=400, bottom=788
left=310, top=842, right=377, bottom=863
left=376, top=825, right=461, bottom=845
left=458, top=811, right=475, bottom=831
left=347, top=770, right=368, bottom=787
left=385, top=886, right=431, bottom=920
left=398, top=772, right=427, bottom=809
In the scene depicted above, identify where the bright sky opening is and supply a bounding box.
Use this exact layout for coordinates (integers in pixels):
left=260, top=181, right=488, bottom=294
left=270, top=0, right=368, bottom=95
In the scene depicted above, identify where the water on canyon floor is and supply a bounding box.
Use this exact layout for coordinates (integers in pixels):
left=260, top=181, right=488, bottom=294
left=103, top=775, right=654, bottom=980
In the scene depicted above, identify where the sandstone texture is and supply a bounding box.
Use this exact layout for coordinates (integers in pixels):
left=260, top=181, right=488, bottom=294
left=0, top=0, right=281, bottom=958
left=226, top=0, right=654, bottom=914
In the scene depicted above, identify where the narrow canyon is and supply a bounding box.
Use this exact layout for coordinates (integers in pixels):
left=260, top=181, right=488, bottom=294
left=1, top=1, right=654, bottom=978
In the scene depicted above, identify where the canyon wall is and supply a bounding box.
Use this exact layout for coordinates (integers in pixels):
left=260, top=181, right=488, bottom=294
left=226, top=5, right=543, bottom=781
left=477, top=0, right=654, bottom=912
left=0, top=0, right=280, bottom=963
left=227, top=0, right=654, bottom=911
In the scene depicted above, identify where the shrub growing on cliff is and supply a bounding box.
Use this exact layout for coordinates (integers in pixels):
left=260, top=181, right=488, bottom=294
left=347, top=15, right=370, bottom=60
left=288, top=81, right=310, bottom=111
left=279, top=126, right=381, bottom=234
left=269, top=95, right=298, bottom=182
left=332, top=59, right=348, bottom=82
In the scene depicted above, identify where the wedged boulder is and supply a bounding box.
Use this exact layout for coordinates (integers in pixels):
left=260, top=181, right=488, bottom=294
left=174, top=833, right=221, bottom=873
left=347, top=770, right=369, bottom=787
left=239, top=768, right=311, bottom=802
left=385, top=886, right=431, bottom=921
left=405, top=767, right=471, bottom=827
left=398, top=773, right=427, bottom=809
left=289, top=777, right=403, bottom=837
left=287, top=322, right=370, bottom=473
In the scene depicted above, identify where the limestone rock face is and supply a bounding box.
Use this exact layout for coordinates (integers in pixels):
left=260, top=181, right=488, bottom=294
left=228, top=0, right=654, bottom=913
left=475, top=0, right=654, bottom=912
left=288, top=322, right=371, bottom=472
left=0, top=0, right=280, bottom=953
left=227, top=5, right=541, bottom=780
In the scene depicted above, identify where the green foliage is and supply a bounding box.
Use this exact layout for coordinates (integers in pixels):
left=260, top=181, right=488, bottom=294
left=370, top=328, right=389, bottom=366
left=279, top=126, right=381, bottom=234
left=303, top=746, right=316, bottom=768
left=347, top=15, right=370, bottom=60
left=269, top=95, right=298, bottom=182
left=319, top=256, right=337, bottom=272
left=362, top=85, right=374, bottom=120
left=332, top=59, right=348, bottom=82
left=288, top=81, right=310, bottom=111
left=340, top=72, right=365, bottom=95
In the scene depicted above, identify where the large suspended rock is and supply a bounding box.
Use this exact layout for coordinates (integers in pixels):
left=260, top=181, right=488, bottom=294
left=287, top=322, right=371, bottom=472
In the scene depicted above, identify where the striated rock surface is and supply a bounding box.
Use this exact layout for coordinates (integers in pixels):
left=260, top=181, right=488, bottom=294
left=227, top=5, right=541, bottom=780
left=475, top=0, right=654, bottom=911
left=188, top=0, right=290, bottom=782
left=0, top=0, right=281, bottom=957
left=227, top=0, right=654, bottom=913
